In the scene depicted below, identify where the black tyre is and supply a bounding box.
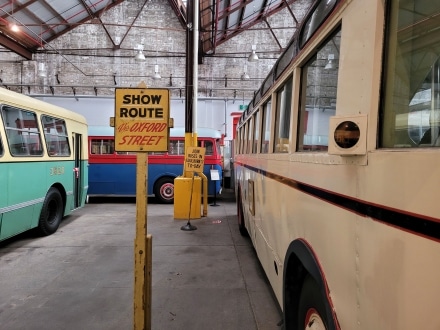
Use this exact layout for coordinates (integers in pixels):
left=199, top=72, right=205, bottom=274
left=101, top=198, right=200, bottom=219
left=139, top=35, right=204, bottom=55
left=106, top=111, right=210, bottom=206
left=38, top=187, right=64, bottom=236
left=237, top=194, right=249, bottom=236
left=298, top=275, right=329, bottom=330
left=154, top=177, right=174, bottom=204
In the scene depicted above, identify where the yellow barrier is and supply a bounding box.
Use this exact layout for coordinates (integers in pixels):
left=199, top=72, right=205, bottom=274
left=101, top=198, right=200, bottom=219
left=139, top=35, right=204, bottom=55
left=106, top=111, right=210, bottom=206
left=173, top=176, right=201, bottom=219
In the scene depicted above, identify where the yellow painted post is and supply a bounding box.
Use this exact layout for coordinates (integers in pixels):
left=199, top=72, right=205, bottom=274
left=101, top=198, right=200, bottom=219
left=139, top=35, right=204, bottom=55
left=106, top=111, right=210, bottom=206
left=114, top=83, right=170, bottom=330
left=183, top=132, right=198, bottom=177
left=133, top=152, right=151, bottom=330
left=198, top=172, right=208, bottom=217
left=145, top=234, right=152, bottom=327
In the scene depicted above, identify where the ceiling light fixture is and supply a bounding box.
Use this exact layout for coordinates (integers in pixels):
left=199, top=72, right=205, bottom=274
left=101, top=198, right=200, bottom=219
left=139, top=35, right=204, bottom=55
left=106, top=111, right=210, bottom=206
left=153, top=64, right=161, bottom=80
left=241, top=65, right=249, bottom=80
left=38, top=63, right=47, bottom=77
left=9, top=2, right=19, bottom=32
left=134, top=44, right=146, bottom=61
left=325, top=54, right=335, bottom=70
left=10, top=23, right=19, bottom=32
left=248, top=44, right=259, bottom=62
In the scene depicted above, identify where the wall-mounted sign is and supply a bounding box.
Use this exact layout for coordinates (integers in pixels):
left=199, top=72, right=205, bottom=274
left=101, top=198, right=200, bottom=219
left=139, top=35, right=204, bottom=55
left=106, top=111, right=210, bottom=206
left=114, top=88, right=170, bottom=152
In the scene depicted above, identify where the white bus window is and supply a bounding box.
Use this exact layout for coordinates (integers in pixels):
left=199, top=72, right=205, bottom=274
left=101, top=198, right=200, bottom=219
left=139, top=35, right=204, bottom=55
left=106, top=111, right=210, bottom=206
left=2, top=106, right=43, bottom=156
left=41, top=115, right=70, bottom=156
left=261, top=99, right=271, bottom=153
left=299, top=0, right=338, bottom=48
left=247, top=117, right=254, bottom=154
left=241, top=122, right=247, bottom=154
left=198, top=140, right=214, bottom=155
left=240, top=124, right=246, bottom=154
left=381, top=1, right=440, bottom=148
left=169, top=140, right=184, bottom=155
left=91, top=139, right=114, bottom=154
left=298, top=28, right=340, bottom=151
left=253, top=110, right=260, bottom=153
left=274, top=76, right=293, bottom=153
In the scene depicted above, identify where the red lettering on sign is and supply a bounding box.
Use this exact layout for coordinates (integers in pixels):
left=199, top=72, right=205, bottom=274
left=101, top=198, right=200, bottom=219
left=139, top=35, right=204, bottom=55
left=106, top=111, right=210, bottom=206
left=118, top=135, right=164, bottom=146
left=129, top=122, right=167, bottom=133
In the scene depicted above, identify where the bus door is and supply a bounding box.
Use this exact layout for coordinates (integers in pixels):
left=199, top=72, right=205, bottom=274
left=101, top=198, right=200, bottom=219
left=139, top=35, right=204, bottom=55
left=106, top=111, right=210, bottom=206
left=73, top=133, right=82, bottom=208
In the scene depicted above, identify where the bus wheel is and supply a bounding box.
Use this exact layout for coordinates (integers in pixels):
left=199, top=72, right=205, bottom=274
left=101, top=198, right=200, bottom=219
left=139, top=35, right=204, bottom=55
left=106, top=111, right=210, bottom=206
left=237, top=193, right=248, bottom=236
left=155, top=177, right=174, bottom=204
left=298, top=275, right=329, bottom=330
left=38, top=187, right=64, bottom=236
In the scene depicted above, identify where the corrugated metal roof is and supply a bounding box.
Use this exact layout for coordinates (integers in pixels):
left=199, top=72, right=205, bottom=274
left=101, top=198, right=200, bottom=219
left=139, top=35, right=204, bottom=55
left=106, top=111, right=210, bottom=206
left=0, top=0, right=125, bottom=58
left=198, top=0, right=300, bottom=54
left=0, top=0, right=304, bottom=59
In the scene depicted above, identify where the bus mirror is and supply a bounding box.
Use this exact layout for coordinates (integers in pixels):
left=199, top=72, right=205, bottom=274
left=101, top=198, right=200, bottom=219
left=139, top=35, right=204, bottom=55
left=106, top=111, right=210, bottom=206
left=328, top=114, right=367, bottom=156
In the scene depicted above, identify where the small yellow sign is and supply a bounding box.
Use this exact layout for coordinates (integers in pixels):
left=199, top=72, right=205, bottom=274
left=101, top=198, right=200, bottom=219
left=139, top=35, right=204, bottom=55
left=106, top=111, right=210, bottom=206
left=184, top=147, right=205, bottom=172
left=114, top=88, right=170, bottom=152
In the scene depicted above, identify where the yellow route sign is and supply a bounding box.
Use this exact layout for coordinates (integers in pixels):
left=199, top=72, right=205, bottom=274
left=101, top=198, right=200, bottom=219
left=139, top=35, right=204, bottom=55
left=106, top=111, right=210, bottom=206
left=184, top=147, right=205, bottom=172
left=114, top=88, right=170, bottom=152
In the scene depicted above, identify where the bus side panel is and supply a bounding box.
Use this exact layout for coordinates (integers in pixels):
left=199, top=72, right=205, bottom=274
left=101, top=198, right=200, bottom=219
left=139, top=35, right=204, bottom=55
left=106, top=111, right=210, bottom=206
left=88, top=156, right=223, bottom=197
left=0, top=162, right=45, bottom=240
left=35, top=160, right=76, bottom=224
left=0, top=163, right=5, bottom=238
left=88, top=163, right=137, bottom=195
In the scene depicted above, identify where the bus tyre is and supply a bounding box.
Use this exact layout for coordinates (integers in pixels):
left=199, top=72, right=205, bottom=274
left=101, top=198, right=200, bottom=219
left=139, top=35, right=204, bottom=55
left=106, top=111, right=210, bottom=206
left=237, top=193, right=249, bottom=236
left=298, top=275, right=329, bottom=330
left=38, top=187, right=63, bottom=236
left=155, top=177, right=174, bottom=204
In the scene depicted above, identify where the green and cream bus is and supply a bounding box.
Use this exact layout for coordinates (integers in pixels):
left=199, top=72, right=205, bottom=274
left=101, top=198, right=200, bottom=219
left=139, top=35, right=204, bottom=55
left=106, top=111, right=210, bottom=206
left=0, top=87, right=88, bottom=242
left=234, top=0, right=440, bottom=329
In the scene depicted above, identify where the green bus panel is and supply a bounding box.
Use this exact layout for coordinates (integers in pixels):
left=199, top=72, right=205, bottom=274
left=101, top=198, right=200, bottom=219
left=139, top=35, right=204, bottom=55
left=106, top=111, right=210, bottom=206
left=0, top=160, right=85, bottom=241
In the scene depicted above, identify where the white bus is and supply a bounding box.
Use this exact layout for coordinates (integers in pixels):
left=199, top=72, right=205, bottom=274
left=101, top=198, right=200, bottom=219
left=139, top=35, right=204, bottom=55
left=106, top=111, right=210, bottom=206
left=0, top=88, right=88, bottom=242
left=234, top=0, right=440, bottom=329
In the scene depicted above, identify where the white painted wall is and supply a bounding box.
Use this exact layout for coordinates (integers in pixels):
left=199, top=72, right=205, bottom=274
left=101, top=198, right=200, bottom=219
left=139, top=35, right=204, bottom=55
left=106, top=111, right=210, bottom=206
left=33, top=96, right=249, bottom=141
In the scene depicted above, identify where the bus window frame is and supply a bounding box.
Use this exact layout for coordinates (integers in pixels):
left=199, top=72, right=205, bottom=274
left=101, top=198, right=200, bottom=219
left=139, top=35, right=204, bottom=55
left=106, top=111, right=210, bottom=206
left=297, top=27, right=341, bottom=152
left=1, top=105, right=44, bottom=157
left=274, top=75, right=294, bottom=153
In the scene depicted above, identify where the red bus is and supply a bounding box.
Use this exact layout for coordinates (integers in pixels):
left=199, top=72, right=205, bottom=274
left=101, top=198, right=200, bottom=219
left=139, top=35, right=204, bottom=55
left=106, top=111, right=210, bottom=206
left=87, top=126, right=223, bottom=203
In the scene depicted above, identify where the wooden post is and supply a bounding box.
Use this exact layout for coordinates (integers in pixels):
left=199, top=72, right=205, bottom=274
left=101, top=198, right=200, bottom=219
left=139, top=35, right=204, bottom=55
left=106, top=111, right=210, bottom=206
left=133, top=152, right=152, bottom=330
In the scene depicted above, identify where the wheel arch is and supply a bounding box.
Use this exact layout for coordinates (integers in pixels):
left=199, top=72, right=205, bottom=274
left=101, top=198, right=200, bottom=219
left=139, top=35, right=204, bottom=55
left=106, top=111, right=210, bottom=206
left=50, top=182, right=67, bottom=214
left=283, top=238, right=339, bottom=330
left=153, top=174, right=177, bottom=191
left=153, top=173, right=177, bottom=188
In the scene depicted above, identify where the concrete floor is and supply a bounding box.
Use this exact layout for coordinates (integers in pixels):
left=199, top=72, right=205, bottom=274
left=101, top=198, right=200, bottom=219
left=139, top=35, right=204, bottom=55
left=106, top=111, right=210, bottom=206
left=0, top=193, right=282, bottom=330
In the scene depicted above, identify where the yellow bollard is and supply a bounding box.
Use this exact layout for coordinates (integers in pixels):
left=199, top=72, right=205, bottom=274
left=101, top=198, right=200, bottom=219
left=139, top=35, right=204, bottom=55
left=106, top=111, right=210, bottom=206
left=173, top=176, right=202, bottom=219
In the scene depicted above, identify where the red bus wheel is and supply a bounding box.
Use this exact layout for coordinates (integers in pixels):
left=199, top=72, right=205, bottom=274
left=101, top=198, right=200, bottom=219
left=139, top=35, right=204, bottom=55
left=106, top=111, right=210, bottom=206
left=298, top=275, right=329, bottom=330
left=154, top=177, right=174, bottom=204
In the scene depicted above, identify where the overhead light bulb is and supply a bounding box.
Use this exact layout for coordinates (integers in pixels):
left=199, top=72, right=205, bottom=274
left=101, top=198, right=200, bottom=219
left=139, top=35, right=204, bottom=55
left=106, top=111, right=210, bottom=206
left=153, top=64, right=161, bottom=80
left=10, top=23, right=19, bottom=32
left=248, top=45, right=259, bottom=62
left=325, top=54, right=335, bottom=70
left=241, top=65, right=249, bottom=80
left=38, top=63, right=47, bottom=77
left=135, top=49, right=145, bottom=61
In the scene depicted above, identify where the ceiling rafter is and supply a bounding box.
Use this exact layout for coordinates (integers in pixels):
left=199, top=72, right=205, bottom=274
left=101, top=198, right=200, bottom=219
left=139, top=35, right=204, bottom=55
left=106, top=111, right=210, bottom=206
left=0, top=0, right=306, bottom=60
